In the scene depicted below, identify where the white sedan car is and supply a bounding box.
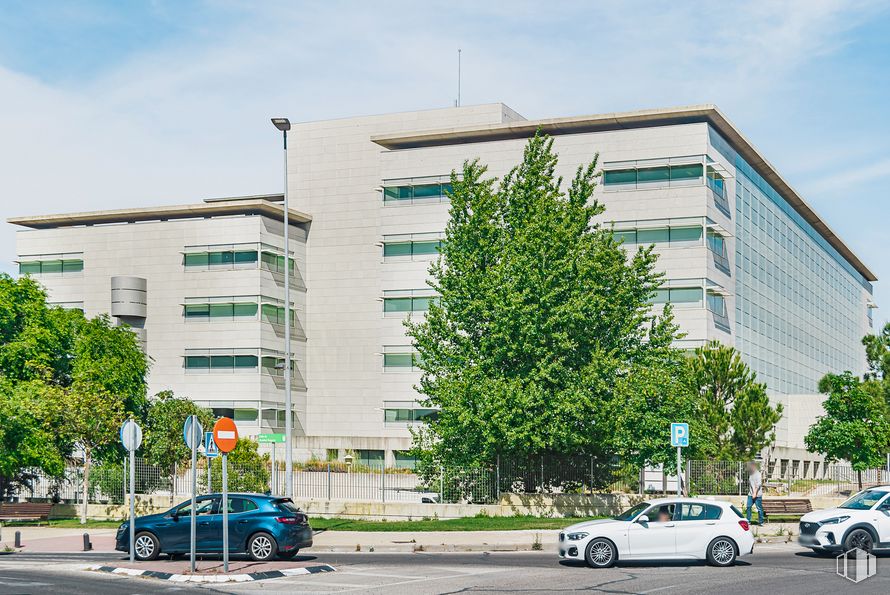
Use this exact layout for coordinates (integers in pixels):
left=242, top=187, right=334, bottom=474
left=559, top=498, right=754, bottom=568
left=799, top=485, right=890, bottom=554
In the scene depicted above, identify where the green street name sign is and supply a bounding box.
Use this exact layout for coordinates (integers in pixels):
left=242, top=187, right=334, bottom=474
left=257, top=433, right=286, bottom=443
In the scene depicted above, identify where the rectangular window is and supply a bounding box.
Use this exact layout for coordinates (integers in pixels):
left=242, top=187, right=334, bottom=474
left=707, top=293, right=727, bottom=316
left=62, top=259, right=84, bottom=273
left=184, top=355, right=210, bottom=368
left=670, top=287, right=704, bottom=303
left=669, top=227, right=703, bottom=244
left=383, top=353, right=414, bottom=368
left=184, top=304, right=211, bottom=318
left=603, top=169, right=636, bottom=185
left=670, top=163, right=704, bottom=181
left=637, top=229, right=669, bottom=244
left=393, top=451, right=417, bottom=470
left=637, top=166, right=670, bottom=184
left=613, top=230, right=636, bottom=245
left=383, top=242, right=412, bottom=258
left=19, top=258, right=82, bottom=275
left=383, top=297, right=413, bottom=313
left=18, top=261, right=42, bottom=275
left=382, top=182, right=451, bottom=204
left=209, top=303, right=234, bottom=318
left=411, top=240, right=442, bottom=256
left=234, top=408, right=258, bottom=422
left=232, top=302, right=259, bottom=317
left=357, top=449, right=385, bottom=467
left=184, top=252, right=209, bottom=267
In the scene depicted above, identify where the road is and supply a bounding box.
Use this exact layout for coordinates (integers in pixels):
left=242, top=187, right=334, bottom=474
left=1, top=545, right=888, bottom=594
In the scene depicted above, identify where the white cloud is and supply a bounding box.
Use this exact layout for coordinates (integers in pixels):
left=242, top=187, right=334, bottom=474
left=0, top=0, right=887, bottom=323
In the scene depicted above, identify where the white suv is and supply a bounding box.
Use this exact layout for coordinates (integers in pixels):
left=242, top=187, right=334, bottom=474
left=799, top=486, right=890, bottom=554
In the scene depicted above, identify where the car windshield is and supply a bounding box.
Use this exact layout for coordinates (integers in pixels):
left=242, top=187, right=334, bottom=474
left=840, top=489, right=889, bottom=510
left=613, top=502, right=649, bottom=521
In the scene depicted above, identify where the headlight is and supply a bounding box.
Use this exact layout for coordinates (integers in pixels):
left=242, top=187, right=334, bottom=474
left=566, top=532, right=589, bottom=541
left=820, top=516, right=850, bottom=525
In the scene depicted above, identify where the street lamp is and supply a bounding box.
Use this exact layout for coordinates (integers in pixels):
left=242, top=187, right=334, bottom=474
left=271, top=117, right=293, bottom=498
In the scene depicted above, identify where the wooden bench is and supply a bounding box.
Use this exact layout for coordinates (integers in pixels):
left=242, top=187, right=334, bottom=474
left=0, top=503, right=54, bottom=523
left=762, top=498, right=812, bottom=516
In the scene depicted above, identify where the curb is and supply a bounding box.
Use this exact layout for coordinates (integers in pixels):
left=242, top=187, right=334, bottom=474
left=88, top=563, right=335, bottom=583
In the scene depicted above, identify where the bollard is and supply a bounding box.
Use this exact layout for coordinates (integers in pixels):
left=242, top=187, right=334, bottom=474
left=14, top=531, right=21, bottom=549
left=83, top=533, right=92, bottom=551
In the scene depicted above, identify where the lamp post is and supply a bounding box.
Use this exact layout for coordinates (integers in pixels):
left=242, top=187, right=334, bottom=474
left=271, top=117, right=294, bottom=499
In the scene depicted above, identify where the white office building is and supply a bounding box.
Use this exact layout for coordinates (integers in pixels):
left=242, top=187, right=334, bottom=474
left=10, top=104, right=877, bottom=468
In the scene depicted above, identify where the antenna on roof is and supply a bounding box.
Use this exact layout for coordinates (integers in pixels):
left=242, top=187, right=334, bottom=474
left=455, top=48, right=462, bottom=107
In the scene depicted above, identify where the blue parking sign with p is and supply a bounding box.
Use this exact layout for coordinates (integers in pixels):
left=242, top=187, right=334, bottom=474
left=671, top=423, right=689, bottom=447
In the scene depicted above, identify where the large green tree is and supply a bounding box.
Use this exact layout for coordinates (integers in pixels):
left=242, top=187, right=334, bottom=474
left=407, top=134, right=679, bottom=467
left=143, top=390, right=215, bottom=470
left=862, top=322, right=890, bottom=408
left=0, top=274, right=149, bottom=492
left=686, top=341, right=783, bottom=460
left=805, top=372, right=890, bottom=489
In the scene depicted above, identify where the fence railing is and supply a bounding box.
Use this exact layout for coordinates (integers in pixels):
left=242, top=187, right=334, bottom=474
left=8, top=456, right=889, bottom=506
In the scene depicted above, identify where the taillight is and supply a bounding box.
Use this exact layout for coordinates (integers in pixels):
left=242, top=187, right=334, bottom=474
left=739, top=520, right=750, bottom=531
left=276, top=516, right=298, bottom=524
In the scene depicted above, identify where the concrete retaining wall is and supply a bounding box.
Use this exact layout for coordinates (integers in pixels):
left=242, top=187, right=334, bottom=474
left=49, top=493, right=849, bottom=521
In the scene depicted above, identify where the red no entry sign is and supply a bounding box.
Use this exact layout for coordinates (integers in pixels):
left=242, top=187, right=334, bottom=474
left=213, top=417, right=239, bottom=453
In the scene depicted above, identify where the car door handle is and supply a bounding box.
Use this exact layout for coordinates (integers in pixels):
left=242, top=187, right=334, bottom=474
left=199, top=521, right=211, bottom=526
left=664, top=523, right=675, bottom=527
left=706, top=522, right=717, bottom=525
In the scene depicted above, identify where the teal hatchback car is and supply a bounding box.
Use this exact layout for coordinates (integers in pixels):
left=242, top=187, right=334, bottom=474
left=115, top=493, right=313, bottom=561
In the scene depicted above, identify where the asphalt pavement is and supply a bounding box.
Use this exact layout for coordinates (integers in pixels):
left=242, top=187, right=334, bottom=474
left=2, top=545, right=889, bottom=594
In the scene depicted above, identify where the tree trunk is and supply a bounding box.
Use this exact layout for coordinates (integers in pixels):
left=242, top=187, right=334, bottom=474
left=857, top=469, right=862, bottom=491
left=81, top=447, right=90, bottom=524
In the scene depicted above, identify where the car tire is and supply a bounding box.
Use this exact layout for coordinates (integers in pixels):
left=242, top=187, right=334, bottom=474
left=133, top=532, right=161, bottom=561
left=585, top=538, right=617, bottom=569
left=843, top=528, right=875, bottom=553
left=706, top=537, right=737, bottom=567
left=247, top=532, right=278, bottom=562
left=277, top=549, right=300, bottom=560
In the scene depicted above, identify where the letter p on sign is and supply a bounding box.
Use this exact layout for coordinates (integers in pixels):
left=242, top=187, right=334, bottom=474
left=671, top=423, right=689, bottom=447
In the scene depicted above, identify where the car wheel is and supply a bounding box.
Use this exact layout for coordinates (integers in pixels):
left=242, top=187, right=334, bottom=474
left=585, top=538, right=617, bottom=569
left=133, top=532, right=160, bottom=561
left=706, top=537, right=737, bottom=567
left=277, top=549, right=299, bottom=560
left=844, top=528, right=875, bottom=553
left=247, top=532, right=278, bottom=562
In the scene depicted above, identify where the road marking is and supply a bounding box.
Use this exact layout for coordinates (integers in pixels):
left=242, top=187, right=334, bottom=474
left=641, top=586, right=678, bottom=594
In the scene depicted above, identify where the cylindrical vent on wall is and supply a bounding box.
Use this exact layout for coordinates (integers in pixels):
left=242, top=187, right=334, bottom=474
left=111, top=276, right=147, bottom=318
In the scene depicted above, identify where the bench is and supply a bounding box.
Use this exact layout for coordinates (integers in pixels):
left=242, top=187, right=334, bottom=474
left=761, top=498, right=812, bottom=516
left=0, top=503, right=54, bottom=523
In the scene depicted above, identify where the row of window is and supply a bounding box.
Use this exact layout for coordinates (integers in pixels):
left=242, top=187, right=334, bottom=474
left=184, top=353, right=295, bottom=376
left=183, top=299, right=296, bottom=327
left=613, top=226, right=704, bottom=247
left=383, top=295, right=437, bottom=314
left=19, top=258, right=83, bottom=275
left=603, top=163, right=704, bottom=187
left=383, top=182, right=452, bottom=204
left=183, top=249, right=296, bottom=275
left=384, top=407, right=438, bottom=423
left=383, top=239, right=443, bottom=259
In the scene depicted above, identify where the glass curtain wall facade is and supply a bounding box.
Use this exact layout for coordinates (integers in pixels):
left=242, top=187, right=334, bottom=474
left=709, top=128, right=872, bottom=394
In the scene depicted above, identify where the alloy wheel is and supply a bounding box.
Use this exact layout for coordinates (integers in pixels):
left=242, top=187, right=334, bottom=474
left=847, top=529, right=873, bottom=553
left=711, top=539, right=735, bottom=565
left=589, top=541, right=613, bottom=566
left=135, top=535, right=155, bottom=559
left=251, top=535, right=273, bottom=559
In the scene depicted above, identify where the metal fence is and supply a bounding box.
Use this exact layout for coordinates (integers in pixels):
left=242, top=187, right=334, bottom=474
left=10, top=456, right=889, bottom=506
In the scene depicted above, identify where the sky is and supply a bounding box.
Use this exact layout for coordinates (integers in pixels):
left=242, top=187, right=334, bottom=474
left=0, top=0, right=888, bottom=327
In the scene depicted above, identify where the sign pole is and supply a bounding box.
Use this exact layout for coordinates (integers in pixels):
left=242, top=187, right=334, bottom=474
left=189, top=417, right=197, bottom=574
left=130, top=440, right=136, bottom=561
left=271, top=443, right=276, bottom=494
left=222, top=452, right=229, bottom=572
left=676, top=446, right=682, bottom=496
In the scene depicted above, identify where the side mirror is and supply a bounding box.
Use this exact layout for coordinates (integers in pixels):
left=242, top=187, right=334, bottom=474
left=637, top=515, right=649, bottom=524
